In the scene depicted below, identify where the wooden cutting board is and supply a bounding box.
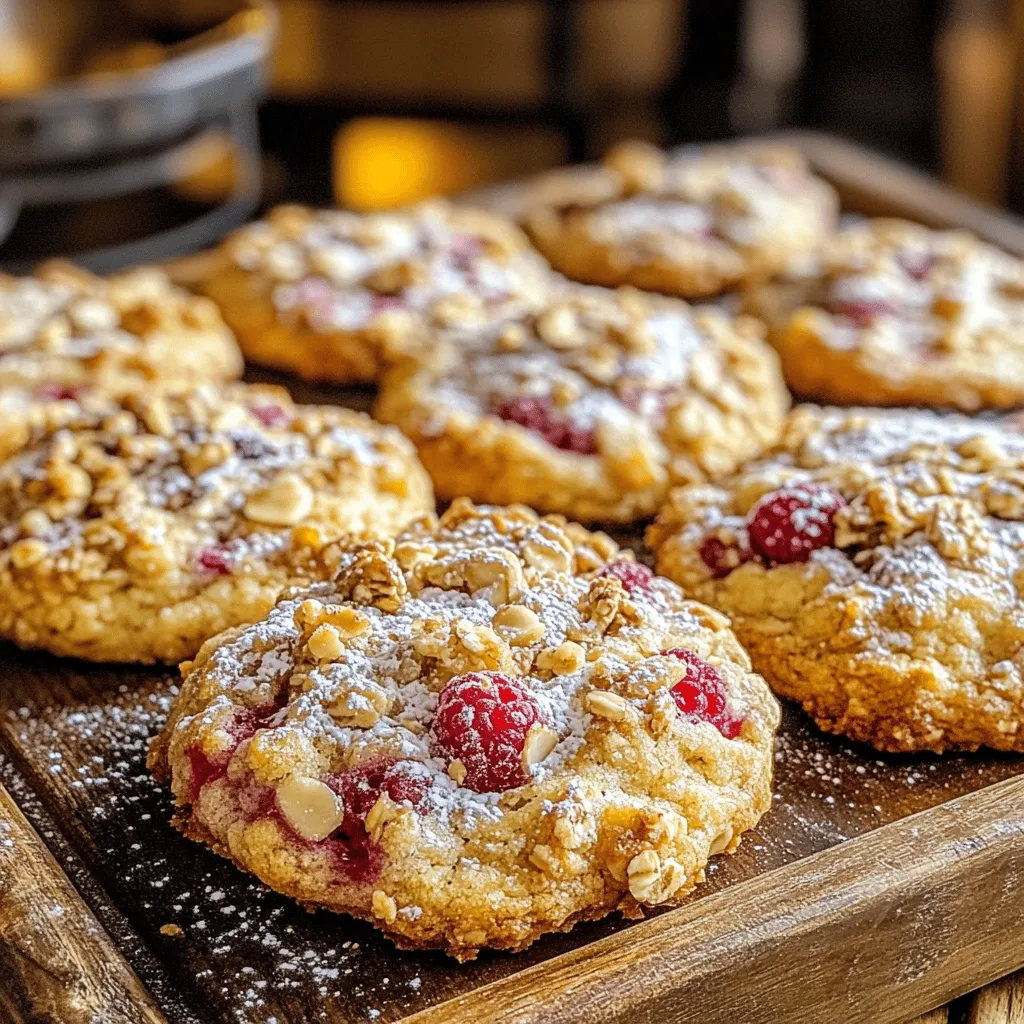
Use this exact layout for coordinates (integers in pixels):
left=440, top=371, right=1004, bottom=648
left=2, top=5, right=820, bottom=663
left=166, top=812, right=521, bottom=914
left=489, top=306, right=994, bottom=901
left=4, top=134, right=1024, bottom=1024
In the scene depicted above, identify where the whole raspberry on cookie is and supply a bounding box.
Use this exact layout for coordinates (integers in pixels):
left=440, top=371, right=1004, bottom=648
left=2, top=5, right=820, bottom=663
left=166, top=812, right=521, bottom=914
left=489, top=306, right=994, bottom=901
left=0, top=383, right=433, bottom=663
left=198, top=200, right=551, bottom=385
left=376, top=283, right=789, bottom=523
left=665, top=648, right=742, bottom=738
left=432, top=672, right=548, bottom=792
left=747, top=483, right=845, bottom=563
left=649, top=405, right=1024, bottom=754
left=149, top=500, right=780, bottom=959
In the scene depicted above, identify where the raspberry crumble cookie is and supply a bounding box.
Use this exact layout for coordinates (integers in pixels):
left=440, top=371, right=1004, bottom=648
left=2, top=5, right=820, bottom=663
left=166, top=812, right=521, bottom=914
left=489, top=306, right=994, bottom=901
left=0, top=260, right=242, bottom=399
left=375, top=285, right=789, bottom=523
left=148, top=501, right=779, bottom=958
left=746, top=218, right=1024, bottom=410
left=648, top=405, right=1024, bottom=753
left=522, top=140, right=837, bottom=300
left=199, top=201, right=552, bottom=384
left=0, top=384, right=433, bottom=664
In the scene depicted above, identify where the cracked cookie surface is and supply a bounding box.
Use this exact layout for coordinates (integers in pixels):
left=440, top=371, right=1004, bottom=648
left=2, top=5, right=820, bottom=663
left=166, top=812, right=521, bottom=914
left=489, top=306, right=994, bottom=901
left=0, top=384, right=433, bottom=663
left=523, top=140, right=837, bottom=299
left=0, top=260, right=242, bottom=398
left=745, top=218, right=1024, bottom=409
left=375, top=284, right=788, bottom=523
left=148, top=501, right=779, bottom=958
left=199, top=200, right=552, bottom=384
left=649, top=406, right=1024, bottom=753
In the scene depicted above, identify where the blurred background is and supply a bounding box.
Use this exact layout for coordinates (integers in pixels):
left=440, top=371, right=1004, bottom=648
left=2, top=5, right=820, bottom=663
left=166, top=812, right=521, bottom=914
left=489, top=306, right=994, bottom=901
left=0, top=0, right=1021, bottom=269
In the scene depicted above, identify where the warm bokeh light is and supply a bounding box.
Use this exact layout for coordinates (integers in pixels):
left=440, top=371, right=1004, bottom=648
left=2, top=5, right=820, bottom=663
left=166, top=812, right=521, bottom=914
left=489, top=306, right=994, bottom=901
left=334, top=117, right=565, bottom=210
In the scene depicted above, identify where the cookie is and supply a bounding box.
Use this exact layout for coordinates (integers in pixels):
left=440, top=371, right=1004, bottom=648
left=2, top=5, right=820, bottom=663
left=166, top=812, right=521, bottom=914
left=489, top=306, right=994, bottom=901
left=375, top=285, right=789, bottom=523
left=0, top=384, right=433, bottom=664
left=745, top=218, right=1024, bottom=410
left=0, top=261, right=242, bottom=398
left=648, top=405, right=1024, bottom=753
left=522, top=140, right=837, bottom=299
left=148, top=500, right=780, bottom=959
left=199, top=201, right=552, bottom=384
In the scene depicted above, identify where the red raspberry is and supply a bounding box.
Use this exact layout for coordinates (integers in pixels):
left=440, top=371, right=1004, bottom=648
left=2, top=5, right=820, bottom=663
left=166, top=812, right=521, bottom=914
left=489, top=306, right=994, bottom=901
left=336, top=757, right=431, bottom=817
left=598, top=560, right=654, bottom=595
left=493, top=396, right=598, bottom=455
left=186, top=702, right=282, bottom=802
left=664, top=648, right=742, bottom=739
left=896, top=250, right=934, bottom=281
left=248, top=402, right=292, bottom=429
left=699, top=531, right=754, bottom=579
left=370, top=294, right=407, bottom=316
left=36, top=383, right=81, bottom=401
left=197, top=545, right=233, bottom=575
left=449, top=232, right=483, bottom=270
left=829, top=297, right=900, bottom=327
left=321, top=757, right=430, bottom=883
left=747, top=483, right=845, bottom=564
left=186, top=747, right=224, bottom=803
left=432, top=673, right=544, bottom=793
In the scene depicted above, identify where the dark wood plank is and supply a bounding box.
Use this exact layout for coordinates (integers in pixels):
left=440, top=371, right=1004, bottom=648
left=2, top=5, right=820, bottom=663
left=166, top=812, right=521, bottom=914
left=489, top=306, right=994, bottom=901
left=0, top=779, right=167, bottom=1024
left=968, top=971, right=1024, bottom=1022
left=404, top=776, right=1024, bottom=1024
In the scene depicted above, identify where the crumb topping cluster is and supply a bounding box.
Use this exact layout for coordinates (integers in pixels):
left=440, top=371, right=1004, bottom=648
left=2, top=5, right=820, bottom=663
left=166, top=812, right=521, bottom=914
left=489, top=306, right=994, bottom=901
left=0, top=261, right=241, bottom=395
left=0, top=384, right=422, bottom=588
left=797, top=219, right=1024, bottom=357
left=225, top=201, right=552, bottom=338
left=658, top=407, right=1024, bottom=581
left=526, top=141, right=835, bottom=264
left=399, top=285, right=787, bottom=482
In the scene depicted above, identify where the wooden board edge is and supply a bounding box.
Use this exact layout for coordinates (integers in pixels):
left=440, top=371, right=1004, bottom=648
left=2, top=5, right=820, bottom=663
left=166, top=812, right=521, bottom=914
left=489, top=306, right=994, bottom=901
left=965, top=968, right=1024, bottom=1021
left=0, top=778, right=169, bottom=1024
left=401, top=774, right=1024, bottom=1024
left=777, top=130, right=1024, bottom=253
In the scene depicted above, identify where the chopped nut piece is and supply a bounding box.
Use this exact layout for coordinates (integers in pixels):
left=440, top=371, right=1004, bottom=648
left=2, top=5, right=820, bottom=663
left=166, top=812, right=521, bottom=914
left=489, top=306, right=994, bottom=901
left=521, top=539, right=571, bottom=574
left=660, top=858, right=689, bottom=899
left=627, top=849, right=661, bottom=901
left=492, top=604, right=545, bottom=647
left=521, top=723, right=558, bottom=771
left=365, top=792, right=402, bottom=840
left=710, top=825, right=734, bottom=855
left=307, top=623, right=344, bottom=662
left=276, top=775, right=344, bottom=842
left=243, top=473, right=314, bottom=526
left=9, top=538, right=48, bottom=570
left=537, top=640, right=585, bottom=675
left=371, top=890, right=398, bottom=924
left=585, top=689, right=629, bottom=721
left=529, top=843, right=560, bottom=875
